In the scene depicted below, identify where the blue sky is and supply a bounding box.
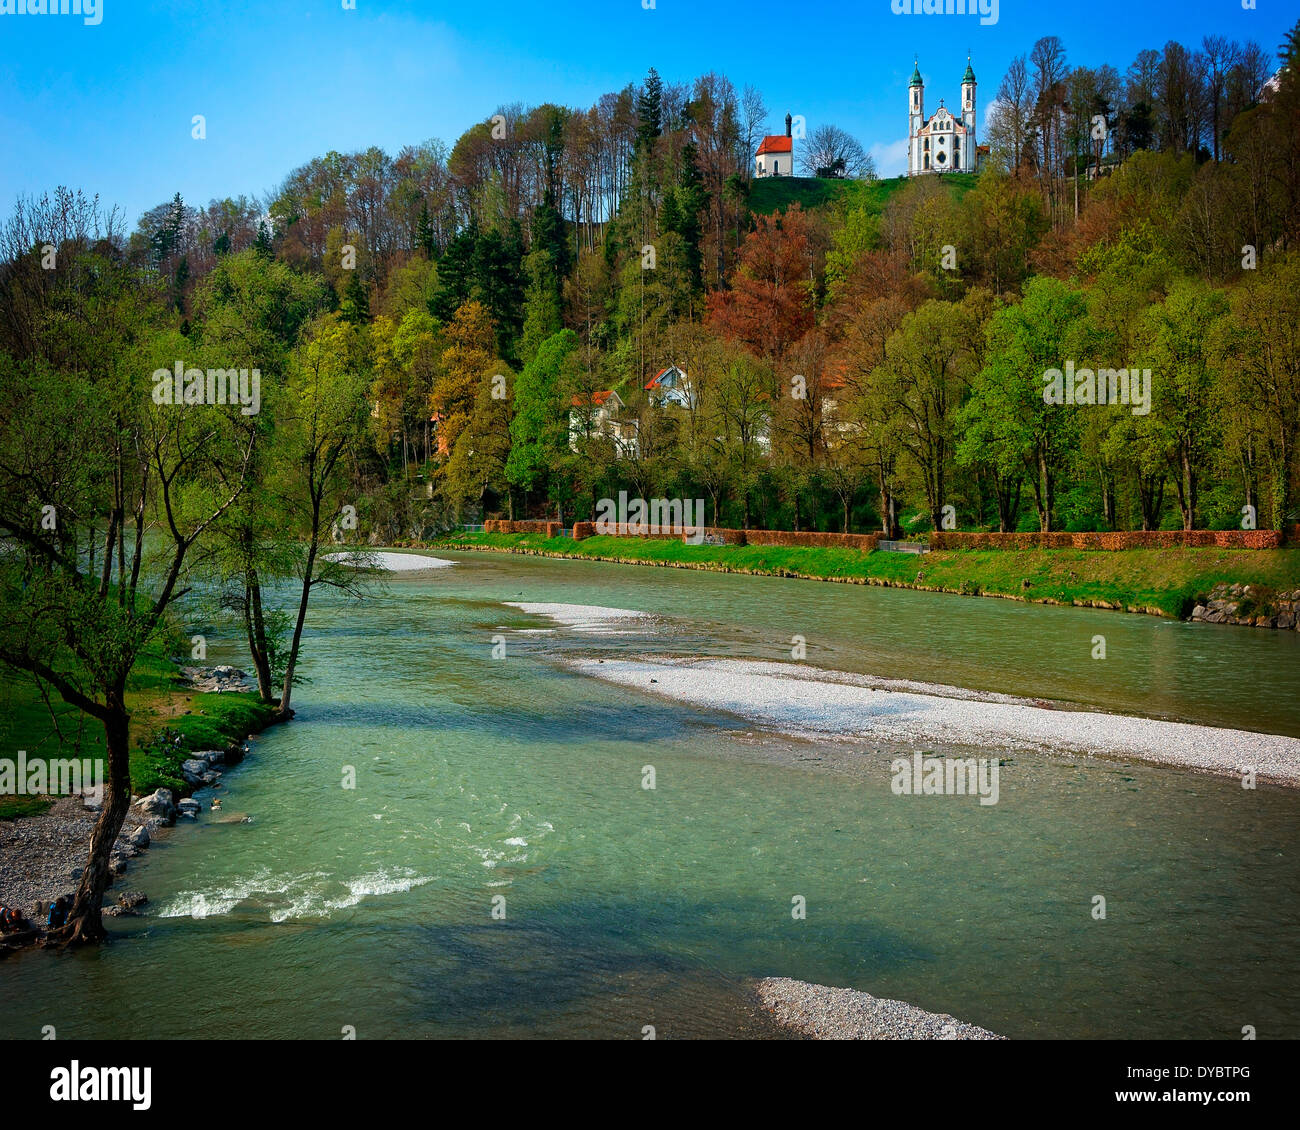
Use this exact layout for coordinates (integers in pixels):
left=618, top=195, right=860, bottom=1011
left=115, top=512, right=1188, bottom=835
left=0, top=0, right=1291, bottom=229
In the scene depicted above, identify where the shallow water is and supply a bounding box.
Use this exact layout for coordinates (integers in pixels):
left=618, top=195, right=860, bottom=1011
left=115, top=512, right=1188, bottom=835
left=2, top=551, right=1297, bottom=1039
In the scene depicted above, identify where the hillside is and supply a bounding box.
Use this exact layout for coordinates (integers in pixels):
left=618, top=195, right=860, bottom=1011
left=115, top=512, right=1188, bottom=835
left=746, top=172, right=977, bottom=215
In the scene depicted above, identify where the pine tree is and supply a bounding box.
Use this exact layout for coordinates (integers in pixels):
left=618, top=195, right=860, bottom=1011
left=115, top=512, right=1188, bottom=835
left=341, top=271, right=370, bottom=325
left=636, top=68, right=663, bottom=152
left=519, top=248, right=563, bottom=365
left=417, top=200, right=436, bottom=259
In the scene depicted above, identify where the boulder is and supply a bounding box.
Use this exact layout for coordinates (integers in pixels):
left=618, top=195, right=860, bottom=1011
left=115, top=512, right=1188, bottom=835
left=177, top=798, right=201, bottom=818
left=1191, top=604, right=1207, bottom=620
left=194, top=749, right=225, bottom=766
left=180, top=759, right=210, bottom=785
left=126, top=824, right=150, bottom=851
left=117, top=891, right=148, bottom=910
left=132, top=788, right=177, bottom=825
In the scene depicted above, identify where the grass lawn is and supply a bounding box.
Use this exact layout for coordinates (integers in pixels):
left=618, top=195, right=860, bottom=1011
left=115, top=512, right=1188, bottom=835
left=747, top=173, right=977, bottom=216
left=433, top=531, right=1300, bottom=620
left=1, top=636, right=276, bottom=815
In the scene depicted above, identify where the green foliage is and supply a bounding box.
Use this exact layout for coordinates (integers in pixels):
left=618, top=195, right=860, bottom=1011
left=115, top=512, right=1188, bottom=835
left=506, top=328, right=578, bottom=495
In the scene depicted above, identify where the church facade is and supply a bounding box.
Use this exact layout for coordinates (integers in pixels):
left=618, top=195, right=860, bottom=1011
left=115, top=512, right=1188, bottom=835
left=907, top=58, right=977, bottom=175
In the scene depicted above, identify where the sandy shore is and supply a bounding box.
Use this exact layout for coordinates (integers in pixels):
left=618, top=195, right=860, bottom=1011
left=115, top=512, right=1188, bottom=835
left=568, top=655, right=1300, bottom=786
left=755, top=977, right=1005, bottom=1040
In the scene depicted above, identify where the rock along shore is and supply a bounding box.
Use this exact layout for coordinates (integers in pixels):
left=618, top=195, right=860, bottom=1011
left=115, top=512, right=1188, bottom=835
left=0, top=666, right=261, bottom=947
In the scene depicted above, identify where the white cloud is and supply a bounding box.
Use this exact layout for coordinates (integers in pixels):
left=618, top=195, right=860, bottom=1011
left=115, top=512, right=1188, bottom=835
left=871, top=136, right=910, bottom=178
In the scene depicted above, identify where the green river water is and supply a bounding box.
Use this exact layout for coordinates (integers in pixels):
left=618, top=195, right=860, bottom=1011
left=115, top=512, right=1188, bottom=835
left=2, top=550, right=1298, bottom=1039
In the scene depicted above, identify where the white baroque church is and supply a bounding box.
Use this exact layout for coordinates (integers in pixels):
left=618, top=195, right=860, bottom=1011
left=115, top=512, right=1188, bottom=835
left=907, top=57, right=977, bottom=175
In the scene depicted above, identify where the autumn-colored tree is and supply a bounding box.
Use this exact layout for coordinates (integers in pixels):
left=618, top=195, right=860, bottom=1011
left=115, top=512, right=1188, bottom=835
left=432, top=301, right=498, bottom=456
left=708, top=203, right=814, bottom=367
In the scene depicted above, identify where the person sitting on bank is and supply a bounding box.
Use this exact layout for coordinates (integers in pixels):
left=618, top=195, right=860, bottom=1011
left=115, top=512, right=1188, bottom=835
left=46, top=900, right=67, bottom=930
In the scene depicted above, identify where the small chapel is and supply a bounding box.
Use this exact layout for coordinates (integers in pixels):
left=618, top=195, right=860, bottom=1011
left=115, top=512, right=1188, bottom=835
left=755, top=113, right=795, bottom=178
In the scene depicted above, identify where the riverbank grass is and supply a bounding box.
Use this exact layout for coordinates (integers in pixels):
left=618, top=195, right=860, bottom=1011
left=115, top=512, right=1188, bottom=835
left=432, top=531, right=1300, bottom=619
left=131, top=692, right=277, bottom=796
left=1, top=644, right=276, bottom=813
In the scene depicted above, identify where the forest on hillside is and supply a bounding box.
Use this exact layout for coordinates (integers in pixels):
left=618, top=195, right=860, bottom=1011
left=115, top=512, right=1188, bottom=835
left=3, top=24, right=1300, bottom=551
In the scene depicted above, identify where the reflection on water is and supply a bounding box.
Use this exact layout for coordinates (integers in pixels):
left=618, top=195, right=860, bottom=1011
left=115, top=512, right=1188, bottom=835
left=1, top=552, right=1297, bottom=1039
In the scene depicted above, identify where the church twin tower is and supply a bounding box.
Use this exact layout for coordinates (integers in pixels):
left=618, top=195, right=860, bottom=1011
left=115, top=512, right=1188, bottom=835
left=907, top=57, right=977, bottom=175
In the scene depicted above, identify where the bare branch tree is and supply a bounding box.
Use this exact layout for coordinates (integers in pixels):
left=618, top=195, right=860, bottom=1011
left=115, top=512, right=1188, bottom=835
left=798, top=125, right=876, bottom=179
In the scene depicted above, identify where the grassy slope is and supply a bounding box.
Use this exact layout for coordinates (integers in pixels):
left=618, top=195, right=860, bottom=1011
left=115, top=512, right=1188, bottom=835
left=747, top=173, right=977, bottom=216
left=0, top=638, right=275, bottom=818
left=433, top=531, right=1300, bottom=620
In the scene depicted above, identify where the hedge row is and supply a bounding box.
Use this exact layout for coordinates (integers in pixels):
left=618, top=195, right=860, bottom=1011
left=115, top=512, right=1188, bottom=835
left=571, top=521, right=683, bottom=539
left=739, top=529, right=881, bottom=550
left=484, top=519, right=562, bottom=537
left=929, top=529, right=1285, bottom=550
left=569, top=524, right=877, bottom=550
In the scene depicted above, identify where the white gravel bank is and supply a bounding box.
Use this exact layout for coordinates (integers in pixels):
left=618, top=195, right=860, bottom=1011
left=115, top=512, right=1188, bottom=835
left=569, top=655, right=1300, bottom=786
left=325, top=551, right=454, bottom=571
left=755, top=977, right=1005, bottom=1040
left=505, top=602, right=649, bottom=634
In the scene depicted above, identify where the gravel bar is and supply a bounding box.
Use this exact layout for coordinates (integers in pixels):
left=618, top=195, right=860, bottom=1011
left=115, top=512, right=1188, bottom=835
left=0, top=796, right=149, bottom=918
left=568, top=656, right=1300, bottom=787
left=755, top=977, right=1005, bottom=1040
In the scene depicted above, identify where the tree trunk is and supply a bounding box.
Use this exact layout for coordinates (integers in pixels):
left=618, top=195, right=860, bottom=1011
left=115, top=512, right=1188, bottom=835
left=54, top=691, right=130, bottom=946
left=276, top=535, right=318, bottom=721
left=996, top=475, right=1021, bottom=533
left=1036, top=451, right=1053, bottom=532
left=1177, top=447, right=1197, bottom=531
left=243, top=572, right=276, bottom=705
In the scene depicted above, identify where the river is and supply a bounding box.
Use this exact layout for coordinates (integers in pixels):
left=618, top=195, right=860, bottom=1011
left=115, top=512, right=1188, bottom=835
left=2, top=550, right=1297, bottom=1039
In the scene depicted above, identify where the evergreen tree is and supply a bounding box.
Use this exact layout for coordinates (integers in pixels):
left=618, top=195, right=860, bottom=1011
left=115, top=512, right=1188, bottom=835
left=636, top=68, right=663, bottom=152
left=417, top=200, right=436, bottom=259
left=341, top=271, right=370, bottom=325
left=520, top=248, right=563, bottom=365
left=431, top=222, right=478, bottom=321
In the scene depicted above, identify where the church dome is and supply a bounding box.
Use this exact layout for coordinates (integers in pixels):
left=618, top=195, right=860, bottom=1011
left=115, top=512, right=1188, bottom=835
left=910, top=62, right=923, bottom=88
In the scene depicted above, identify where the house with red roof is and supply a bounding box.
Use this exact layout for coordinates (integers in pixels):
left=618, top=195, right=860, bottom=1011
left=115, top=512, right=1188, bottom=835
left=568, top=389, right=638, bottom=457
left=755, top=113, right=795, bottom=178
left=644, top=364, right=695, bottom=409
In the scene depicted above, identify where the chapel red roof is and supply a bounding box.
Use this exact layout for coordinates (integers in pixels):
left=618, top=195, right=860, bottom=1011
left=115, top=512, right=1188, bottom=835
left=756, top=135, right=793, bottom=155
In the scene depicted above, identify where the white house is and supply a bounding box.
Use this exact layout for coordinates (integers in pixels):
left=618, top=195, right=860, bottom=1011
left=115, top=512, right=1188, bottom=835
left=644, top=365, right=696, bottom=409
left=907, top=58, right=977, bottom=175
left=755, top=113, right=795, bottom=177
left=569, top=389, right=638, bottom=457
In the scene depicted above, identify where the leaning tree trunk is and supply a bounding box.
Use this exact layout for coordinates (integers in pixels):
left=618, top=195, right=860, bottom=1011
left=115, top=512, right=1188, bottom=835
left=275, top=541, right=317, bottom=722
left=54, top=691, right=130, bottom=946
